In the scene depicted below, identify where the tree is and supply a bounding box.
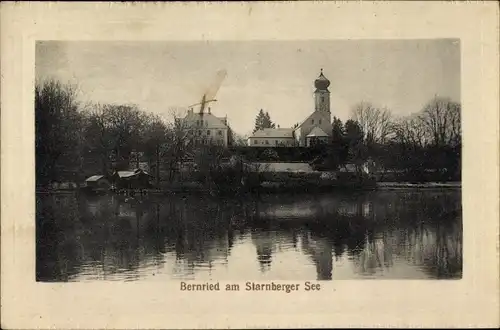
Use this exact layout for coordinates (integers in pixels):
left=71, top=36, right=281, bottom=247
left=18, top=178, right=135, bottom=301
left=261, top=148, right=279, bottom=161
left=328, top=117, right=349, bottom=169
left=331, top=117, right=344, bottom=142
left=231, top=132, right=249, bottom=146
left=82, top=104, right=114, bottom=175
left=103, top=104, right=146, bottom=170
left=227, top=125, right=245, bottom=147
left=192, top=144, right=229, bottom=191
left=253, top=109, right=276, bottom=133
left=389, top=114, right=427, bottom=176
left=35, top=79, right=84, bottom=186
left=344, top=119, right=364, bottom=145
left=419, top=96, right=461, bottom=147
left=161, top=107, right=196, bottom=182
left=393, top=115, right=426, bottom=148
left=141, top=113, right=168, bottom=184
left=351, top=102, right=394, bottom=145
left=418, top=97, right=461, bottom=179
left=264, top=112, right=276, bottom=129
left=385, top=97, right=461, bottom=181
left=344, top=119, right=366, bottom=172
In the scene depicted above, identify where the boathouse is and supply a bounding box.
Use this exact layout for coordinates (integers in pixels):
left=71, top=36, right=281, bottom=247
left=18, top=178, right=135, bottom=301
left=111, top=169, right=154, bottom=190
left=84, top=175, right=111, bottom=190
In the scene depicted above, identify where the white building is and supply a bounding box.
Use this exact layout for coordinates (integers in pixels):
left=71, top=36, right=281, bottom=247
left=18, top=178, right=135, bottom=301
left=180, top=107, right=230, bottom=147
left=247, top=128, right=296, bottom=147
left=249, top=69, right=333, bottom=147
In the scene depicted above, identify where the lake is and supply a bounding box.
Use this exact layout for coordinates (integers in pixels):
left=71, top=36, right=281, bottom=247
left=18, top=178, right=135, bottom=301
left=36, top=189, right=462, bottom=281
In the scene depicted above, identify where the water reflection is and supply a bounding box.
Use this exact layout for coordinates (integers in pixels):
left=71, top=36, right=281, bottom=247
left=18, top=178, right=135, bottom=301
left=36, top=189, right=462, bottom=281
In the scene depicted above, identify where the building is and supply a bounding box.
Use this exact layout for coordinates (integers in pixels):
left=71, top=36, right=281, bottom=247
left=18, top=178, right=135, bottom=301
left=111, top=169, right=154, bottom=190
left=83, top=175, right=111, bottom=192
left=247, top=128, right=296, bottom=147
left=293, top=69, right=333, bottom=146
left=249, top=69, right=333, bottom=147
left=180, top=107, right=230, bottom=147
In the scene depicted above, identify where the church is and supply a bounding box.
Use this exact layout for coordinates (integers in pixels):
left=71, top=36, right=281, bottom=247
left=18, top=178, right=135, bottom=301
left=248, top=69, right=333, bottom=147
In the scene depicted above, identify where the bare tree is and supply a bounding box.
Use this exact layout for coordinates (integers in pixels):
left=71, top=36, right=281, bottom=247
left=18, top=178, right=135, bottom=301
left=393, top=114, right=427, bottom=148
left=351, top=102, right=394, bottom=144
left=231, top=132, right=249, bottom=146
left=35, top=79, right=84, bottom=185
left=162, top=107, right=196, bottom=182
left=141, top=113, right=168, bottom=184
left=96, top=104, right=146, bottom=169
left=82, top=103, right=114, bottom=175
left=418, top=97, right=461, bottom=147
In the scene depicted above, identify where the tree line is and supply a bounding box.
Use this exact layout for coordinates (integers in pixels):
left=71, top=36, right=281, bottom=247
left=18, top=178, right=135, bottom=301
left=36, top=78, right=461, bottom=188
left=35, top=79, right=243, bottom=188
left=318, top=98, right=461, bottom=181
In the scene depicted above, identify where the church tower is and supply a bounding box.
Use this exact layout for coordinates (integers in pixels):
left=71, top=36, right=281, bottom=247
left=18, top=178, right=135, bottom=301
left=314, top=69, right=331, bottom=116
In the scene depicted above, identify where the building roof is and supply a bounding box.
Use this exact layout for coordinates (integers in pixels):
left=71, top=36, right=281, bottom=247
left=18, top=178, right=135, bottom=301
left=115, top=169, right=153, bottom=178
left=294, top=111, right=332, bottom=132
left=250, top=128, right=294, bottom=139
left=252, top=162, right=315, bottom=173
left=314, top=69, right=330, bottom=91
left=85, top=175, right=105, bottom=182
left=116, top=171, right=136, bottom=178
left=182, top=111, right=228, bottom=129
left=306, top=126, right=329, bottom=137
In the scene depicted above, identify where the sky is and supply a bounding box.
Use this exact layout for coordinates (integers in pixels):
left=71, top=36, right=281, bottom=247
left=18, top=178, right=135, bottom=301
left=35, top=40, right=460, bottom=136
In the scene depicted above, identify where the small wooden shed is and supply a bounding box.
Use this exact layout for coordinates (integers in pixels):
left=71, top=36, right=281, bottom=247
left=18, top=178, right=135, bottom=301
left=111, top=169, right=153, bottom=190
left=84, top=175, right=111, bottom=192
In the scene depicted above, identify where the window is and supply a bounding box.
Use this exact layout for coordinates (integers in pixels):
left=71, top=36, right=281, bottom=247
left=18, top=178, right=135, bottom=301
left=319, top=119, right=322, bottom=125
left=205, top=121, right=208, bottom=127
left=207, top=130, right=211, bottom=135
left=321, top=96, right=325, bottom=102
left=254, top=140, right=258, bottom=145
left=275, top=140, right=278, bottom=145
left=218, top=130, right=222, bottom=136
left=198, top=130, right=202, bottom=136
left=312, top=119, right=314, bottom=124
left=265, top=140, right=269, bottom=145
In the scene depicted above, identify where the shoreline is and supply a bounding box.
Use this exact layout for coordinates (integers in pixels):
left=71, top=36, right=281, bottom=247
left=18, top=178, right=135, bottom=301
left=36, top=181, right=461, bottom=195
left=376, top=182, right=461, bottom=189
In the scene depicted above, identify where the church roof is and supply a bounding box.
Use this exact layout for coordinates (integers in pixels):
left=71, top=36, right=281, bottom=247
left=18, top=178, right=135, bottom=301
left=314, top=69, right=330, bottom=90
left=306, top=126, right=329, bottom=137
left=250, top=128, right=294, bottom=139
left=294, top=111, right=331, bottom=131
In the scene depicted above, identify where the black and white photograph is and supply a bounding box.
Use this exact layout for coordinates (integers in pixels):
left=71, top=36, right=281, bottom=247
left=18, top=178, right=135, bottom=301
left=3, top=2, right=500, bottom=329
left=35, top=39, right=463, bottom=282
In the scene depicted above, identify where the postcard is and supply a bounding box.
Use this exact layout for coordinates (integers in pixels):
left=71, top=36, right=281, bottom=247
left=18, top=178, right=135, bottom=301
left=1, top=1, right=499, bottom=329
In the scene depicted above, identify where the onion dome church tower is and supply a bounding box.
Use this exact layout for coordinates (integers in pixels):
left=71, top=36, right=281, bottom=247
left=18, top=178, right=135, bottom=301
left=314, top=68, right=331, bottom=115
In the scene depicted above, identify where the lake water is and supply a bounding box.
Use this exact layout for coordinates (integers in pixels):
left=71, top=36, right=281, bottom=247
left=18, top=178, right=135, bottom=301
left=36, top=189, right=462, bottom=281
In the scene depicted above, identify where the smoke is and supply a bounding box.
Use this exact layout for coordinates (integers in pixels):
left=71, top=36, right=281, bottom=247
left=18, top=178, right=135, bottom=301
left=204, top=69, right=227, bottom=102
